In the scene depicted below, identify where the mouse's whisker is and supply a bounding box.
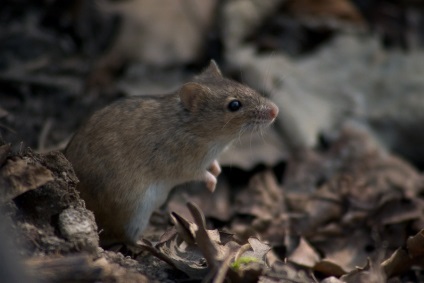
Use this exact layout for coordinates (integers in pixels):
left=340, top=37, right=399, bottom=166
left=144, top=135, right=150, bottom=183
left=259, top=126, right=265, bottom=143
left=222, top=116, right=236, bottom=130
left=237, top=128, right=244, bottom=143
left=237, top=125, right=248, bottom=144
left=249, top=127, right=255, bottom=154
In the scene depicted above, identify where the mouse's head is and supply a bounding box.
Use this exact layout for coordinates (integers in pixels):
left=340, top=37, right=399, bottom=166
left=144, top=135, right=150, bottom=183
left=178, top=60, right=279, bottom=141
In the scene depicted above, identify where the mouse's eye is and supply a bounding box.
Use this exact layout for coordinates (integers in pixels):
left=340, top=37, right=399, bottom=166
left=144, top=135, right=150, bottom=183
left=228, top=100, right=242, bottom=112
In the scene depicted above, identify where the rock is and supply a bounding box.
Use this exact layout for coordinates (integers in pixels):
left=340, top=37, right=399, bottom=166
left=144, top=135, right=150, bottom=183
left=58, top=207, right=99, bottom=253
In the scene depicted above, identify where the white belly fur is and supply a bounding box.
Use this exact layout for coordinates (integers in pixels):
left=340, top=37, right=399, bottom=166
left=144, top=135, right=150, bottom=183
left=125, top=182, right=173, bottom=242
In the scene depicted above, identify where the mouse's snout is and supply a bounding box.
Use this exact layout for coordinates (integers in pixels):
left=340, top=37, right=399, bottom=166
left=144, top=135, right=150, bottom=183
left=268, top=102, right=279, bottom=120
left=255, top=101, right=279, bottom=124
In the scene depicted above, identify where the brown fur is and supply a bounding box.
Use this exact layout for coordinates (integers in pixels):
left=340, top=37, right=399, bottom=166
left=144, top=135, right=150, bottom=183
left=65, top=61, right=278, bottom=246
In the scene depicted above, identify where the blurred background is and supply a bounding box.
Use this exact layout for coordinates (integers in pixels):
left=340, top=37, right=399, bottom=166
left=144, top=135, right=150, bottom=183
left=1, top=0, right=424, bottom=169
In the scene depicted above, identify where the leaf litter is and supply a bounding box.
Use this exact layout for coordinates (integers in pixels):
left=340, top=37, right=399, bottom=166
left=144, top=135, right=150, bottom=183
left=134, top=124, right=424, bottom=282
left=2, top=122, right=424, bottom=282
left=183, top=124, right=424, bottom=282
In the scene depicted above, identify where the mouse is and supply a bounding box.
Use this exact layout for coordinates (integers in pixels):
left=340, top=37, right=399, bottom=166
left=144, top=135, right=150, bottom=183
left=65, top=60, right=279, bottom=246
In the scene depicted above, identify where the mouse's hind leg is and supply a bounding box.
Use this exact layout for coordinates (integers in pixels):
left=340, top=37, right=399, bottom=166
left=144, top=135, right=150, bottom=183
left=125, top=182, right=172, bottom=244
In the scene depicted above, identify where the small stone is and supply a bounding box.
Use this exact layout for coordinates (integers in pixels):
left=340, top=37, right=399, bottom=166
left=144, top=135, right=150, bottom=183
left=58, top=207, right=99, bottom=253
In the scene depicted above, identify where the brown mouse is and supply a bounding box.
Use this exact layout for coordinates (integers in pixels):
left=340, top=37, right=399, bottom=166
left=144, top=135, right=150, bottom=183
left=65, top=61, right=278, bottom=246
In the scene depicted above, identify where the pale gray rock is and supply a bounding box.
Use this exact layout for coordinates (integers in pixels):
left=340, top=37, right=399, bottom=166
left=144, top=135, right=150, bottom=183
left=58, top=207, right=99, bottom=253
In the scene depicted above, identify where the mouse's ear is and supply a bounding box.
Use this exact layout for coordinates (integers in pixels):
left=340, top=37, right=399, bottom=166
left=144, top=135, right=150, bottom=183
left=201, top=60, right=222, bottom=78
left=179, top=82, right=208, bottom=111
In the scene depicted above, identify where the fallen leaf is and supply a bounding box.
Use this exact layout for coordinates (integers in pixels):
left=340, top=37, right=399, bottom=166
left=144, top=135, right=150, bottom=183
left=261, top=261, right=316, bottom=283
left=0, top=157, right=54, bottom=203
left=232, top=170, right=286, bottom=242
left=167, top=180, right=233, bottom=223
left=407, top=230, right=424, bottom=258
left=372, top=198, right=423, bottom=226
left=235, top=170, right=283, bottom=219
left=314, top=260, right=346, bottom=277
left=245, top=238, right=272, bottom=263
left=288, top=237, right=320, bottom=268
left=341, top=259, right=385, bottom=283
left=142, top=202, right=271, bottom=281
left=381, top=229, right=424, bottom=278
left=314, top=230, right=373, bottom=273
left=287, top=0, right=365, bottom=24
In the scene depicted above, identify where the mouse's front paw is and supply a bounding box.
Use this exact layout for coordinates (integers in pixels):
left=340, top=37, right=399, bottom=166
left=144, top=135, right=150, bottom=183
left=208, top=160, right=221, bottom=177
left=203, top=171, right=217, bottom=192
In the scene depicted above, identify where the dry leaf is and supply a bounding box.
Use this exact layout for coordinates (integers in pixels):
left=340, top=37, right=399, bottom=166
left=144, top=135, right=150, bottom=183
left=381, top=229, right=424, bottom=278
left=235, top=170, right=283, bottom=219
left=316, top=230, right=373, bottom=273
left=288, top=237, right=320, bottom=268
left=142, top=202, right=271, bottom=281
left=287, top=0, right=364, bottom=23
left=232, top=170, right=286, bottom=242
left=314, top=260, right=346, bottom=277
left=261, top=261, right=316, bottom=283
left=0, top=157, right=54, bottom=203
left=341, top=259, right=385, bottom=283
left=167, top=180, right=233, bottom=223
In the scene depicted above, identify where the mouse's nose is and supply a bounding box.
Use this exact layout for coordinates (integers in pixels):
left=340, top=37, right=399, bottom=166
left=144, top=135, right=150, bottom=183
left=268, top=102, right=279, bottom=120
